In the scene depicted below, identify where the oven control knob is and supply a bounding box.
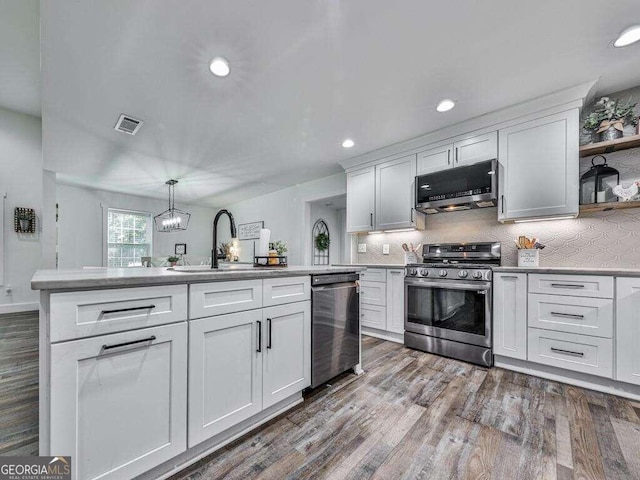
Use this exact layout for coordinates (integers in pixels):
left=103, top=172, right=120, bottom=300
left=439, top=269, right=448, bottom=277
left=420, top=269, right=429, bottom=276
left=408, top=268, right=418, bottom=276
left=458, top=270, right=468, bottom=278
left=472, top=271, right=483, bottom=279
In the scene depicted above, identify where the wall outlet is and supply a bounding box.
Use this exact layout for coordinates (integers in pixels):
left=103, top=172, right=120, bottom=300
left=382, top=244, right=390, bottom=255
left=358, top=243, right=367, bottom=253
left=5, top=286, right=12, bottom=296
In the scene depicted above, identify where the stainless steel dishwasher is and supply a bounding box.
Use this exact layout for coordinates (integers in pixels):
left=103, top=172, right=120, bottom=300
left=311, top=273, right=360, bottom=388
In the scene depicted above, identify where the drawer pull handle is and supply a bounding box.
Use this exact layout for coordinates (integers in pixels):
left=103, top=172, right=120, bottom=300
left=550, top=347, right=584, bottom=357
left=550, top=284, right=584, bottom=289
left=257, top=320, right=262, bottom=353
left=102, top=335, right=156, bottom=352
left=267, top=318, right=272, bottom=349
left=101, top=305, right=156, bottom=315
left=550, top=311, right=585, bottom=319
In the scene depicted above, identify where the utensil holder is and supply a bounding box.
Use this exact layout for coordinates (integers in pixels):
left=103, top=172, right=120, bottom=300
left=404, top=252, right=419, bottom=265
left=518, top=249, right=539, bottom=267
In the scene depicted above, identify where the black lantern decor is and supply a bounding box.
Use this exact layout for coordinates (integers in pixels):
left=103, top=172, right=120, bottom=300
left=580, top=155, right=620, bottom=205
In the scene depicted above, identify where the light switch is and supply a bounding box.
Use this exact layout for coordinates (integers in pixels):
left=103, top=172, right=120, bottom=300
left=358, top=243, right=367, bottom=253
left=382, top=244, right=390, bottom=255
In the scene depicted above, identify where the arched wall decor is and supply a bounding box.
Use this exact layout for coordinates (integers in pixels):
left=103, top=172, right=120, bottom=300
left=312, top=219, right=330, bottom=265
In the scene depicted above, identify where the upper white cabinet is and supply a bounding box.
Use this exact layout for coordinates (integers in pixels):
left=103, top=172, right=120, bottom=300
left=416, top=132, right=497, bottom=176
left=498, top=109, right=579, bottom=222
left=346, top=166, right=376, bottom=232
left=375, top=155, right=418, bottom=230
left=493, top=273, right=528, bottom=360
left=616, top=278, right=640, bottom=386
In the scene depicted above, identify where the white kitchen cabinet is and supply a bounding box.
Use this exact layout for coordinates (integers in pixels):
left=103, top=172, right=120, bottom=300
left=386, top=269, right=405, bottom=334
left=417, top=143, right=452, bottom=175
left=190, top=280, right=262, bottom=319
left=360, top=303, right=387, bottom=329
left=493, top=273, right=528, bottom=360
left=498, top=109, right=579, bottom=222
left=188, top=310, right=263, bottom=447
left=453, top=132, right=498, bottom=167
left=375, top=155, right=418, bottom=230
left=359, top=280, right=387, bottom=306
left=262, top=301, right=311, bottom=408
left=263, top=276, right=310, bottom=307
left=616, top=278, right=640, bottom=386
left=346, top=166, right=376, bottom=233
left=50, top=322, right=188, bottom=480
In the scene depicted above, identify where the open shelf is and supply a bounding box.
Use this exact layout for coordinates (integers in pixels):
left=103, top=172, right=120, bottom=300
left=579, top=200, right=640, bottom=213
left=579, top=134, right=640, bottom=158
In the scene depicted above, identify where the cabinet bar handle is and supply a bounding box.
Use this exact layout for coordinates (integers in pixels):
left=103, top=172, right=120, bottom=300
left=267, top=318, right=272, bottom=349
left=257, top=320, right=262, bottom=352
left=550, top=311, right=585, bottom=319
left=550, top=347, right=584, bottom=357
left=550, top=284, right=585, bottom=289
left=370, top=213, right=373, bottom=227
left=501, top=195, right=504, bottom=213
left=101, top=305, right=156, bottom=315
left=455, top=147, right=459, bottom=163
left=447, top=150, right=451, bottom=165
left=102, top=335, right=156, bottom=352
left=410, top=208, right=414, bottom=222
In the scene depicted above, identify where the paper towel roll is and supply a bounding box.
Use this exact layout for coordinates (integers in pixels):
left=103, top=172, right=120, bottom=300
left=258, top=229, right=271, bottom=257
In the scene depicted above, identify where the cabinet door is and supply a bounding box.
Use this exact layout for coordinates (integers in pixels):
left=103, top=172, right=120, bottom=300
left=453, top=131, right=497, bottom=166
left=616, top=278, right=640, bottom=385
left=50, top=323, right=187, bottom=480
left=359, top=280, right=387, bottom=306
left=188, top=311, right=263, bottom=447
left=498, top=109, right=579, bottom=221
left=346, top=166, right=375, bottom=233
left=262, top=301, right=311, bottom=408
left=361, top=303, right=386, bottom=329
left=386, top=269, right=405, bottom=334
left=375, top=155, right=417, bottom=230
left=416, top=143, right=453, bottom=175
left=493, top=273, right=528, bottom=360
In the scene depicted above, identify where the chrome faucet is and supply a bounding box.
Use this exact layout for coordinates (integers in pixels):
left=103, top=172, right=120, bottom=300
left=211, top=209, right=237, bottom=269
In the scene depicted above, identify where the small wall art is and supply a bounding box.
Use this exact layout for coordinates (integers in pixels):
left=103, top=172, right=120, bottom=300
left=14, top=207, right=36, bottom=233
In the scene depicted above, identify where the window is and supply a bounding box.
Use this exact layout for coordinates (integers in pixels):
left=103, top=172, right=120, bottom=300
left=107, top=209, right=153, bottom=267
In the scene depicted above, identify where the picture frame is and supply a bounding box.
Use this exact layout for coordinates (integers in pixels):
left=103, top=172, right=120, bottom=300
left=175, top=243, right=187, bottom=255
left=237, top=221, right=264, bottom=240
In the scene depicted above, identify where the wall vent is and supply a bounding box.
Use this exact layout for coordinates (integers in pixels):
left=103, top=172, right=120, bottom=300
left=114, top=114, right=143, bottom=135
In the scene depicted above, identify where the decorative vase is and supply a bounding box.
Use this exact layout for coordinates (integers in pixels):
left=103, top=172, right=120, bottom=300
left=599, top=126, right=623, bottom=142
left=170, top=261, right=177, bottom=267
left=19, top=219, right=30, bottom=231
left=268, top=250, right=278, bottom=265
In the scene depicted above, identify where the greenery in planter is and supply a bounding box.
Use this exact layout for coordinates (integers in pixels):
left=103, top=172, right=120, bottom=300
left=167, top=255, right=180, bottom=264
left=269, top=240, right=287, bottom=255
left=314, top=232, right=330, bottom=251
left=583, top=96, right=638, bottom=135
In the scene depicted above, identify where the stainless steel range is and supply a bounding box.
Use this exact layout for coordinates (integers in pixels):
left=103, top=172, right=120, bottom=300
left=404, top=242, right=501, bottom=367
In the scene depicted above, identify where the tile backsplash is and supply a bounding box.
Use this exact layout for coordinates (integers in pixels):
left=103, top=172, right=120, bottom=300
left=358, top=147, right=640, bottom=268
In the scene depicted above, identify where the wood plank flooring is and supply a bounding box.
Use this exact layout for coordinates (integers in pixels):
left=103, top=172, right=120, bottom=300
left=0, top=310, right=39, bottom=456
left=173, top=336, right=640, bottom=480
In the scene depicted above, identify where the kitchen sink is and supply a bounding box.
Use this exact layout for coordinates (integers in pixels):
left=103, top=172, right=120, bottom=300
left=168, top=264, right=256, bottom=272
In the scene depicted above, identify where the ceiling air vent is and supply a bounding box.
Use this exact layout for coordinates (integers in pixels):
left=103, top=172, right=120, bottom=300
left=114, top=114, right=143, bottom=135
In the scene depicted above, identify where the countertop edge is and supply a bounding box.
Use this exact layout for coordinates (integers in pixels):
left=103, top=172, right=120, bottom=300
left=493, top=266, right=640, bottom=276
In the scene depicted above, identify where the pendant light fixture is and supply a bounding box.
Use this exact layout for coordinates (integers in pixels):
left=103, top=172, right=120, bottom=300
left=154, top=180, right=191, bottom=232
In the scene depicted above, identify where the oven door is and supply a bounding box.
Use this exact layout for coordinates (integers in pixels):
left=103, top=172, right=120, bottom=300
left=404, top=277, right=492, bottom=348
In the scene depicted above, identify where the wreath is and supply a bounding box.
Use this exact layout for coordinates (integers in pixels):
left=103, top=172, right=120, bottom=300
left=315, top=232, right=330, bottom=251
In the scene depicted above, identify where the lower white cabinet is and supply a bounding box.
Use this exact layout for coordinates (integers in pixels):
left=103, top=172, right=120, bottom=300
left=263, top=301, right=311, bottom=408
left=493, top=273, right=527, bottom=360
left=361, top=303, right=386, bottom=329
left=386, top=269, right=405, bottom=334
left=188, top=310, right=263, bottom=447
left=616, top=278, right=640, bottom=386
left=50, top=322, right=188, bottom=480
left=360, top=268, right=405, bottom=341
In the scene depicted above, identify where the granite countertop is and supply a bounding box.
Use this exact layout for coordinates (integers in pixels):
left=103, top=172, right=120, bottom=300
left=332, top=263, right=406, bottom=268
left=31, top=265, right=365, bottom=291
left=494, top=266, right=640, bottom=276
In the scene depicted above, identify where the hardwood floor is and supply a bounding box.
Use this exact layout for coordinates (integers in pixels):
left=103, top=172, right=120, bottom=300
left=0, top=310, right=39, bottom=456
left=173, top=336, right=640, bottom=480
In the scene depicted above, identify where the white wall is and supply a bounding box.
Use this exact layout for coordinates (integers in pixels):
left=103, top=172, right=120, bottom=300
left=218, top=173, right=346, bottom=265
left=56, top=183, right=217, bottom=268
left=0, top=106, right=43, bottom=308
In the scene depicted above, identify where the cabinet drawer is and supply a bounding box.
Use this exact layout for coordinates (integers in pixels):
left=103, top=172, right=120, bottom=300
left=361, top=303, right=386, bottom=329
left=190, top=280, right=262, bottom=319
left=360, top=280, right=387, bottom=306
left=360, top=268, right=387, bottom=283
left=527, top=328, right=613, bottom=378
left=263, top=276, right=310, bottom=307
left=528, top=274, right=613, bottom=298
left=50, top=285, right=188, bottom=342
left=528, top=294, right=613, bottom=338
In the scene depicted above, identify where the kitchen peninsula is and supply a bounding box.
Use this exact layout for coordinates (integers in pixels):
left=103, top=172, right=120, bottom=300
left=31, top=265, right=362, bottom=480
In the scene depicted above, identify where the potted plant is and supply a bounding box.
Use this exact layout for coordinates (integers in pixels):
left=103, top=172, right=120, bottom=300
left=314, top=232, right=330, bottom=252
left=583, top=97, right=638, bottom=142
left=167, top=255, right=180, bottom=267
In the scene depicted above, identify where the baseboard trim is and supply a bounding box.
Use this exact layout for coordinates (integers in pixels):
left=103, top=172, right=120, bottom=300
left=362, top=327, right=404, bottom=344
left=495, top=355, right=640, bottom=401
left=0, top=302, right=38, bottom=315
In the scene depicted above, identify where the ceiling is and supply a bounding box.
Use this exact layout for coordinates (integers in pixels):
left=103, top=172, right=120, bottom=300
left=0, top=0, right=40, bottom=117
left=41, top=0, right=640, bottom=206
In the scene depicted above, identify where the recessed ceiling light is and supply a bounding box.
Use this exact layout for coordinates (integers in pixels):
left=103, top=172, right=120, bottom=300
left=342, top=139, right=355, bottom=148
left=209, top=57, right=230, bottom=77
left=614, top=25, right=640, bottom=47
left=436, top=99, right=455, bottom=112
